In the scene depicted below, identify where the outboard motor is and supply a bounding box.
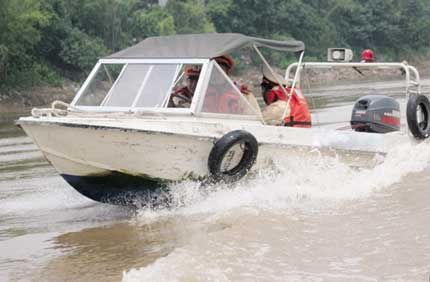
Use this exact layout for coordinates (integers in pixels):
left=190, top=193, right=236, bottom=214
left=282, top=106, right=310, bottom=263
left=351, top=95, right=400, bottom=133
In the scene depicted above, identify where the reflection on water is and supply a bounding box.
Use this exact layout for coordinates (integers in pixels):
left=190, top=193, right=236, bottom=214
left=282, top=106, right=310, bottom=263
left=39, top=223, right=173, bottom=282
left=0, top=111, right=31, bottom=139
left=0, top=79, right=430, bottom=282
left=34, top=217, right=230, bottom=282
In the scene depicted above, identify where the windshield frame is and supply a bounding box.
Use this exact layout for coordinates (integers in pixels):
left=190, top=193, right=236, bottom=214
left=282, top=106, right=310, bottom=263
left=70, top=58, right=262, bottom=121
left=71, top=58, right=210, bottom=114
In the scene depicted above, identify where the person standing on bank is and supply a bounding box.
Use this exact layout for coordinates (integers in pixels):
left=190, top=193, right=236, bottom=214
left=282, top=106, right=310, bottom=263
left=260, top=65, right=311, bottom=127
left=360, top=49, right=375, bottom=63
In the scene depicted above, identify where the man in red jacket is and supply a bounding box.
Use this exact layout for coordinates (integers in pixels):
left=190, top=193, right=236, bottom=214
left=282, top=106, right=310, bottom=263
left=261, top=65, right=311, bottom=127
left=169, top=66, right=200, bottom=108
left=203, top=54, right=262, bottom=116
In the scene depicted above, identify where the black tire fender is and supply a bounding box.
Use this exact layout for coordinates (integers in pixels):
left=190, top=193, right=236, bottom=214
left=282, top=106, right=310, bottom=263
left=406, top=94, right=430, bottom=139
left=208, top=130, right=258, bottom=183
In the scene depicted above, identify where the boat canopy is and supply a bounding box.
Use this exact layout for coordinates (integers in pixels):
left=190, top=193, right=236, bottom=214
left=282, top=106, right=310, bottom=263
left=107, top=33, right=305, bottom=59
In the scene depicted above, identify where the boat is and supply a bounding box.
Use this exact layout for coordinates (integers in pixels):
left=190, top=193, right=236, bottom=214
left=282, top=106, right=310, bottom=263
left=17, top=33, right=430, bottom=205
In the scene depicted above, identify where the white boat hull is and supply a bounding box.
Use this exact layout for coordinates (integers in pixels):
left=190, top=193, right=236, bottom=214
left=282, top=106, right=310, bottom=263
left=17, top=115, right=412, bottom=203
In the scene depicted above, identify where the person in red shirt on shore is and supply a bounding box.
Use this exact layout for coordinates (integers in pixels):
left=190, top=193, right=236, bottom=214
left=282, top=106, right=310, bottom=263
left=260, top=65, right=311, bottom=127
left=360, top=49, right=374, bottom=63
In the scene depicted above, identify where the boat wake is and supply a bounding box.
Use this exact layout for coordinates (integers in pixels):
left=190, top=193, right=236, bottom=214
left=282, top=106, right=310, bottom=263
left=134, top=140, right=430, bottom=219
left=123, top=140, right=430, bottom=282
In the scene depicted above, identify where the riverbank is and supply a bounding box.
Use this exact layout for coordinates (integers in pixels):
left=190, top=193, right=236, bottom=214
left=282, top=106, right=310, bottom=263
left=237, top=59, right=430, bottom=94
left=0, top=83, right=77, bottom=114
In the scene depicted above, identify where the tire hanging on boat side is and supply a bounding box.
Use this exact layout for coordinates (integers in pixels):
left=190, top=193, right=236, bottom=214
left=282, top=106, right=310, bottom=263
left=208, top=130, right=258, bottom=183
left=406, top=94, right=430, bottom=139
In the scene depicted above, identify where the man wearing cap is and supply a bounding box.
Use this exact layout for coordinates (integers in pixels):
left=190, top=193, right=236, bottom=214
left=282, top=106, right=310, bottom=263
left=169, top=66, right=200, bottom=108
left=261, top=65, right=311, bottom=127
left=213, top=54, right=235, bottom=76
left=209, top=55, right=262, bottom=117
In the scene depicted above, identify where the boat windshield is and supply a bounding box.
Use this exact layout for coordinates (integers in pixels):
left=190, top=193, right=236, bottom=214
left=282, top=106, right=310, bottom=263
left=72, top=60, right=261, bottom=120
left=74, top=63, right=203, bottom=109
left=198, top=62, right=257, bottom=116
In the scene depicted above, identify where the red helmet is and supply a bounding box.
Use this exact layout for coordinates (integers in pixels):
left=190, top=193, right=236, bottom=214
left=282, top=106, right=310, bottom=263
left=213, top=54, right=234, bottom=72
left=185, top=66, right=200, bottom=78
left=361, top=49, right=374, bottom=62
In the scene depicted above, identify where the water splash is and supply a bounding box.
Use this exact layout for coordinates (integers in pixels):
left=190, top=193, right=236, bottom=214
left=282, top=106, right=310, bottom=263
left=125, top=140, right=430, bottom=282
left=135, top=139, right=430, bottom=221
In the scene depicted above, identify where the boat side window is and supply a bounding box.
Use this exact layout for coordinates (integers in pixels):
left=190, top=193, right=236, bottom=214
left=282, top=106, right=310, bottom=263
left=198, top=63, right=256, bottom=116
left=104, top=64, right=151, bottom=107
left=75, top=64, right=125, bottom=106
left=168, top=64, right=202, bottom=108
left=133, top=64, right=179, bottom=107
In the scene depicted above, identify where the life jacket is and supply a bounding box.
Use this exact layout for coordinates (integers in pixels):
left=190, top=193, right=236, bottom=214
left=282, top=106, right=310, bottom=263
left=203, top=88, right=240, bottom=114
left=265, top=86, right=312, bottom=128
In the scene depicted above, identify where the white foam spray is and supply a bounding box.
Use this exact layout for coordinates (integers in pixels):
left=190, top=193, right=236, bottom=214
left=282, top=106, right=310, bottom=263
left=135, top=140, right=430, bottom=220
left=124, top=140, right=430, bottom=282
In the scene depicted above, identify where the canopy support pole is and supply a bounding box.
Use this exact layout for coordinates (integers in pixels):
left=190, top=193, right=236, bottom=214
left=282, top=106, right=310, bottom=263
left=280, top=51, right=304, bottom=125
left=253, top=45, right=305, bottom=125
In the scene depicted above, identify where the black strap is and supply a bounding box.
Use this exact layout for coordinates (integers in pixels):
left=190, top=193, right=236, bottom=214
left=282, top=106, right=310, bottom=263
left=283, top=116, right=311, bottom=126
left=284, top=121, right=312, bottom=126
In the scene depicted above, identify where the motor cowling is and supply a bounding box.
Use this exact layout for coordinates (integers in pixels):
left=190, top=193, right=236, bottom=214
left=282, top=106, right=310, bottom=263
left=351, top=95, right=400, bottom=133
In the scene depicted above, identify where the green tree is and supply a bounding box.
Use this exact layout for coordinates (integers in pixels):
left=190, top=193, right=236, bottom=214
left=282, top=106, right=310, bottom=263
left=207, top=0, right=283, bottom=36
left=398, top=0, right=430, bottom=53
left=206, top=0, right=335, bottom=58
left=59, top=28, right=108, bottom=76
left=67, top=0, right=138, bottom=51
left=0, top=0, right=49, bottom=86
left=131, top=6, right=175, bottom=40
left=279, top=0, right=336, bottom=58
left=206, top=0, right=234, bottom=32
left=326, top=0, right=403, bottom=59
left=166, top=0, right=215, bottom=34
left=36, top=0, right=71, bottom=68
left=2, top=0, right=430, bottom=90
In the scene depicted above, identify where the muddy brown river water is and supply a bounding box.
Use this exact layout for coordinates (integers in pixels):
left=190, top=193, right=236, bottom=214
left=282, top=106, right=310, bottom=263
left=1, top=78, right=430, bottom=282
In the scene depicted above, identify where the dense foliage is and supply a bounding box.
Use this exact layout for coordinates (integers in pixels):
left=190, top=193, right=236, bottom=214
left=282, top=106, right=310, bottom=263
left=1, top=0, right=429, bottom=89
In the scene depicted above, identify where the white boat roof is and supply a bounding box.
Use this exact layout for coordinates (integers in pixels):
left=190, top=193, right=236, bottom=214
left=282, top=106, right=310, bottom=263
left=106, top=33, right=305, bottom=59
